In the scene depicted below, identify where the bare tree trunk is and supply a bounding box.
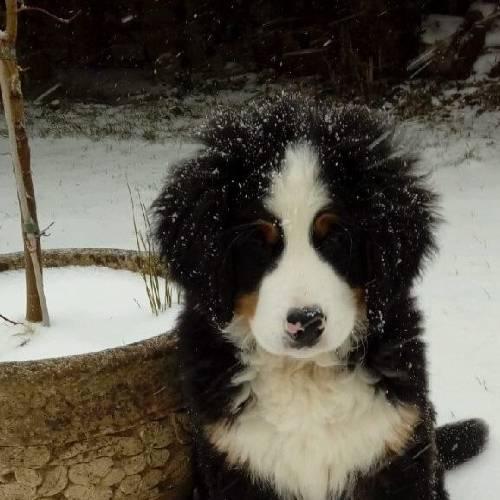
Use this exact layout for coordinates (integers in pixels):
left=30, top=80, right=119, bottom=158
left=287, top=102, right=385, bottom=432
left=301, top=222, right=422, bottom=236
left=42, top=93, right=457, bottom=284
left=0, top=0, right=49, bottom=325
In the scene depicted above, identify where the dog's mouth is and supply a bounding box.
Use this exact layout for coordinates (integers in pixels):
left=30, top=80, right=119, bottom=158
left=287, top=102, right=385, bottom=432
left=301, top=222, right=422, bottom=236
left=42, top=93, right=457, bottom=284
left=254, top=332, right=357, bottom=368
left=226, top=314, right=364, bottom=369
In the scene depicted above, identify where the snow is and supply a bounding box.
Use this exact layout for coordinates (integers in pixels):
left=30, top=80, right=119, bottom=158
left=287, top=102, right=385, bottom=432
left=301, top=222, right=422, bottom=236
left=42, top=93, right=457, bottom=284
left=469, top=1, right=498, bottom=18
left=0, top=266, right=182, bottom=362
left=473, top=50, right=500, bottom=77
left=0, top=138, right=198, bottom=252
left=421, top=15, right=464, bottom=45
left=410, top=111, right=500, bottom=497
left=485, top=21, right=500, bottom=48
left=1, top=98, right=499, bottom=497
left=471, top=8, right=500, bottom=79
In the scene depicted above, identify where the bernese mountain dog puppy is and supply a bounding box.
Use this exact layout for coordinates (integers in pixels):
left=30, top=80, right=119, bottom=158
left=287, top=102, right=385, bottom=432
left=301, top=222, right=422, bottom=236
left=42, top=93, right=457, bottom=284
left=153, top=95, right=488, bottom=500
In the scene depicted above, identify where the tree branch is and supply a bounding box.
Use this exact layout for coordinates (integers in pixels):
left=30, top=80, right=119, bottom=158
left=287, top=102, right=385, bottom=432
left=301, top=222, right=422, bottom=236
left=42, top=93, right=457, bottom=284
left=38, top=220, right=55, bottom=237
left=0, top=313, right=21, bottom=325
left=18, top=3, right=81, bottom=25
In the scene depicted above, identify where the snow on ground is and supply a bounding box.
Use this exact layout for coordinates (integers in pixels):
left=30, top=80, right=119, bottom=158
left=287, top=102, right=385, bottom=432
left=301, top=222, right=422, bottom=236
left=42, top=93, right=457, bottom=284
left=421, top=15, right=464, bottom=45
left=0, top=97, right=499, bottom=498
left=0, top=137, right=198, bottom=252
left=470, top=1, right=498, bottom=18
left=0, top=267, right=181, bottom=362
left=473, top=50, right=500, bottom=78
left=410, top=110, right=500, bottom=497
left=485, top=20, right=500, bottom=48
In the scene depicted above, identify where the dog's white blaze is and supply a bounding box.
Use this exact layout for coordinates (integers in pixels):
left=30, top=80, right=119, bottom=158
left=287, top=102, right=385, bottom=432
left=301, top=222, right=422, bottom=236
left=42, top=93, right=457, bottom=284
left=208, top=348, right=418, bottom=500
left=250, top=142, right=359, bottom=358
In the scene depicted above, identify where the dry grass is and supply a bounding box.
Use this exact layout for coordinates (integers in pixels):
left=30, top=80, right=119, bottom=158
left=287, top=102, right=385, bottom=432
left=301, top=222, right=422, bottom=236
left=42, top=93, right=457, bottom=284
left=128, top=184, right=177, bottom=316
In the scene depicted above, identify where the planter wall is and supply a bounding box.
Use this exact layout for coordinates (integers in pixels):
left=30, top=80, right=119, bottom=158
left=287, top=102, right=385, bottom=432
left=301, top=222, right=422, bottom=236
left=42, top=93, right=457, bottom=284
left=0, top=250, right=191, bottom=500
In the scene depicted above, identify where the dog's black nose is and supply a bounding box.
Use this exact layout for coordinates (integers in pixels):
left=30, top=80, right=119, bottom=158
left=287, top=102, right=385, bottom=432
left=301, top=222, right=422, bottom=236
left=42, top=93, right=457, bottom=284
left=285, top=306, right=326, bottom=348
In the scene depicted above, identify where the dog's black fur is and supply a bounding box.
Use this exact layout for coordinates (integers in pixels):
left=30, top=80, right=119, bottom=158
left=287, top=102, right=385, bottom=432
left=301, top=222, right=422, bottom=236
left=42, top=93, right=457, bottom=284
left=153, top=96, right=488, bottom=500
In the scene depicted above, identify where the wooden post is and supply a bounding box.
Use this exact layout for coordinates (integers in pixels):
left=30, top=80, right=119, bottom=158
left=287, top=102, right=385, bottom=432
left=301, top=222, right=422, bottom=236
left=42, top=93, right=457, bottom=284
left=0, top=0, right=49, bottom=325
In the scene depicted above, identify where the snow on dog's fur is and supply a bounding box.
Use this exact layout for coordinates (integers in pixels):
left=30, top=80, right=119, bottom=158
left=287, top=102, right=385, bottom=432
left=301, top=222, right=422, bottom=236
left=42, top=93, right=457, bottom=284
left=153, top=95, right=488, bottom=500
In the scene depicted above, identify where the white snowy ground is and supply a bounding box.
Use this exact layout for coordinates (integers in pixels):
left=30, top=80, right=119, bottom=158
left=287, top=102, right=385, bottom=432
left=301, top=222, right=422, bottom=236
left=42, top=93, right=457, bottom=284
left=0, top=137, right=199, bottom=251
left=0, top=103, right=499, bottom=498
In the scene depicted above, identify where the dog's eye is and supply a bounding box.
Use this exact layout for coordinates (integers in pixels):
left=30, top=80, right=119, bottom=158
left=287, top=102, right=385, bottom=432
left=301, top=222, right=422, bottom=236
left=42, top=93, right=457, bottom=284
left=313, top=211, right=339, bottom=240
left=255, top=220, right=280, bottom=246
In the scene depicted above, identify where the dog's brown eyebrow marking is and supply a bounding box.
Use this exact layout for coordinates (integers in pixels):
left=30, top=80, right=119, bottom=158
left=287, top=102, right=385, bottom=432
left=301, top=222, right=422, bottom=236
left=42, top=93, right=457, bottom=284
left=313, top=211, right=338, bottom=239
left=256, top=219, right=280, bottom=245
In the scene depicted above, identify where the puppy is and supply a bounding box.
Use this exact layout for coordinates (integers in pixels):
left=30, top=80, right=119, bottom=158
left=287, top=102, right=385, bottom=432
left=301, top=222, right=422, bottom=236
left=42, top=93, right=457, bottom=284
left=153, top=95, right=488, bottom=500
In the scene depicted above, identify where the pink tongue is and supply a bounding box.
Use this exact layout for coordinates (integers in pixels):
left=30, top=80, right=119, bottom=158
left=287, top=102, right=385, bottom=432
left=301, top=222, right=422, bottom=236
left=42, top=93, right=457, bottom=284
left=286, top=322, right=304, bottom=335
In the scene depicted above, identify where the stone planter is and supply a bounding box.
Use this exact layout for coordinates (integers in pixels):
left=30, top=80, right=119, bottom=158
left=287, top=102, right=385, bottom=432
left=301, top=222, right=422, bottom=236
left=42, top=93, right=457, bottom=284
left=0, top=249, right=191, bottom=500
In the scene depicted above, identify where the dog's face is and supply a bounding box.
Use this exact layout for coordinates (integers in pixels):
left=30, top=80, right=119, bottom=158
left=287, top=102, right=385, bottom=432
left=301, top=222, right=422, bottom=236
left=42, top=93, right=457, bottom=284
left=153, top=97, right=437, bottom=360
left=232, top=143, right=365, bottom=358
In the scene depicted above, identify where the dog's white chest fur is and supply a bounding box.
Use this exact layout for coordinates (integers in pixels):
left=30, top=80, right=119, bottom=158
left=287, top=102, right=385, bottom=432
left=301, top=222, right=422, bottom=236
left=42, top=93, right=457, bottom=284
left=207, top=350, right=418, bottom=500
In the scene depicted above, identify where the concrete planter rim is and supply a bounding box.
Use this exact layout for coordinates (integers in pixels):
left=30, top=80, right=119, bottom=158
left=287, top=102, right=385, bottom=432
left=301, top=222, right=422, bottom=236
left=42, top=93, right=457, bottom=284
left=0, top=247, right=176, bottom=371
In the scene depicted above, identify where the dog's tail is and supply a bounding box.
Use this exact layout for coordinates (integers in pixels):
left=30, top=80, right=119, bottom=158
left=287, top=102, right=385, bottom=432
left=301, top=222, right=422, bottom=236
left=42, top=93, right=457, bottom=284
left=436, top=418, right=489, bottom=471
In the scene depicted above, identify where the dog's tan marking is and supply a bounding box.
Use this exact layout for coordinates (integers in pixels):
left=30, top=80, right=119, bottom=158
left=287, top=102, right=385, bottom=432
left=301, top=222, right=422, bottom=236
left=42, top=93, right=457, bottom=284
left=256, top=219, right=280, bottom=245
left=385, top=405, right=421, bottom=456
left=234, top=292, right=259, bottom=320
left=353, top=287, right=366, bottom=310
left=313, top=211, right=338, bottom=240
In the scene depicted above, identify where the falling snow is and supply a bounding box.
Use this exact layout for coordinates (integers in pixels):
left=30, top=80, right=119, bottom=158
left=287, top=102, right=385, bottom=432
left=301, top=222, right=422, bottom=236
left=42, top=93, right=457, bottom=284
left=0, top=96, right=499, bottom=498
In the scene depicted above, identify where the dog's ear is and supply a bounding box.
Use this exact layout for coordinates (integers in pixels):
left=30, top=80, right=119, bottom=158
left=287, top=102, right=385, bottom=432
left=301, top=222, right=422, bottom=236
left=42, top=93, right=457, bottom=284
left=152, top=155, right=233, bottom=322
left=364, top=157, right=439, bottom=314
left=317, top=108, right=439, bottom=307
